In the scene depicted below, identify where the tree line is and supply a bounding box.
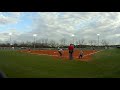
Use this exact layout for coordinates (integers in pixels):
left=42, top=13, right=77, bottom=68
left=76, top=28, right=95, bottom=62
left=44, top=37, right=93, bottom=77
left=0, top=38, right=119, bottom=48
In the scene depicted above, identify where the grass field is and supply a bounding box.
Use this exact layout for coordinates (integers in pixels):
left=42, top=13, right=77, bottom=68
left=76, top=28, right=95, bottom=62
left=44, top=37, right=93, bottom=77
left=0, top=49, right=120, bottom=78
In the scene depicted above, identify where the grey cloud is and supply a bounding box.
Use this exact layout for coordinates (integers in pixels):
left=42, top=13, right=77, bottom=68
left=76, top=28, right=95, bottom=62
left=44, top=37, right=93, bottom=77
left=2, top=12, right=120, bottom=45
left=0, top=13, right=20, bottom=25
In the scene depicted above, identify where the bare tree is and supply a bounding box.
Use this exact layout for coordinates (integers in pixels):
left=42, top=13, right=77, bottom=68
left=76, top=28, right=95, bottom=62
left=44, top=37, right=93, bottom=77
left=78, top=39, right=85, bottom=45
left=77, top=39, right=85, bottom=48
left=49, top=40, right=56, bottom=47
left=60, top=38, right=67, bottom=46
left=101, top=39, right=109, bottom=49
left=75, top=40, right=78, bottom=45
left=75, top=38, right=79, bottom=45
left=88, top=40, right=97, bottom=49
left=88, top=40, right=94, bottom=46
left=101, top=39, right=109, bottom=46
left=44, top=38, right=48, bottom=45
left=55, top=43, right=59, bottom=48
left=41, top=38, right=45, bottom=44
left=93, top=40, right=97, bottom=46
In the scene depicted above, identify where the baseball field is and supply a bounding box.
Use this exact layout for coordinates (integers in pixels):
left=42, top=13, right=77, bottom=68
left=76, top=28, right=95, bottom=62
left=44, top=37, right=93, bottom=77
left=19, top=49, right=99, bottom=61
left=0, top=48, right=120, bottom=78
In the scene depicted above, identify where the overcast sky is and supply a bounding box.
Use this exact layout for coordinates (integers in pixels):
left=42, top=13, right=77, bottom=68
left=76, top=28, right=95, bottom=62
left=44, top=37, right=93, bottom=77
left=0, top=12, right=120, bottom=45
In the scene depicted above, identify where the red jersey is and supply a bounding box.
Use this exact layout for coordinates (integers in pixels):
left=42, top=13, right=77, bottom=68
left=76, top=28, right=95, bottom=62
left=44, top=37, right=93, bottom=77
left=68, top=45, right=74, bottom=50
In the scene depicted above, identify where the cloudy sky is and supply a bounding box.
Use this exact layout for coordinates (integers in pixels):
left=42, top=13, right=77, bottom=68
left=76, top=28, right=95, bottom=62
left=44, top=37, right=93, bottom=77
left=0, top=12, right=120, bottom=45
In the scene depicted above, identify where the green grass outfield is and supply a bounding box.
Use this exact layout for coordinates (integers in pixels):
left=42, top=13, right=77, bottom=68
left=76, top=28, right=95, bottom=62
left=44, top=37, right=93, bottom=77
left=0, top=49, right=120, bottom=78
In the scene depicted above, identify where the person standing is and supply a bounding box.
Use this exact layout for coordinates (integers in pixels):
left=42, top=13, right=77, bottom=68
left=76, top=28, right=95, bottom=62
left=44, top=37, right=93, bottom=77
left=68, top=44, right=74, bottom=60
left=28, top=47, right=31, bottom=52
left=12, top=47, right=14, bottom=50
left=79, top=50, right=84, bottom=59
left=58, top=47, right=63, bottom=57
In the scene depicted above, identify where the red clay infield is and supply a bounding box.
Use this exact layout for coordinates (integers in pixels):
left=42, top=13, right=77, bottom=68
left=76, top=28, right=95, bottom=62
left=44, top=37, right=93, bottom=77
left=18, top=49, right=99, bottom=61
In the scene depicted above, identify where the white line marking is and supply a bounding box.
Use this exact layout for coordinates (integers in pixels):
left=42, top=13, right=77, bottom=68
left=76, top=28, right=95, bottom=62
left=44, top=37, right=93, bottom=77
left=83, top=50, right=103, bottom=57
left=29, top=53, right=59, bottom=57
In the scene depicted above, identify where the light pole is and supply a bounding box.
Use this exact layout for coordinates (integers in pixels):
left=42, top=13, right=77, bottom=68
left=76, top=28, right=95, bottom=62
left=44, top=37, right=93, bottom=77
left=71, top=34, right=75, bottom=45
left=9, top=33, right=12, bottom=49
left=33, top=34, right=37, bottom=49
left=97, top=34, right=100, bottom=49
left=63, top=36, right=65, bottom=46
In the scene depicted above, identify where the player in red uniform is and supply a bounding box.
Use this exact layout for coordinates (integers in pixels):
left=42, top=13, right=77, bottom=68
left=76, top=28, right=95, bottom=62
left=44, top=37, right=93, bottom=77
left=68, top=44, right=74, bottom=60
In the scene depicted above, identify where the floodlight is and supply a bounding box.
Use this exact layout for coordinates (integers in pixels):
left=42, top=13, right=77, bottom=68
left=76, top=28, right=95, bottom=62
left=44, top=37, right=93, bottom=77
left=9, top=33, right=12, bottom=35
left=97, top=34, right=100, bottom=36
left=71, top=34, right=75, bottom=37
left=33, top=34, right=37, bottom=37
